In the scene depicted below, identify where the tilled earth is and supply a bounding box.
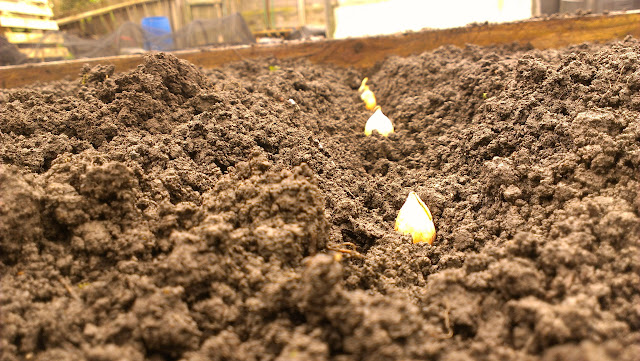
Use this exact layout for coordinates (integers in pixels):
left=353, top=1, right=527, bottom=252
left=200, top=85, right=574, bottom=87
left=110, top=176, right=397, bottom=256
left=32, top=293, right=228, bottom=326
left=1, top=36, right=639, bottom=361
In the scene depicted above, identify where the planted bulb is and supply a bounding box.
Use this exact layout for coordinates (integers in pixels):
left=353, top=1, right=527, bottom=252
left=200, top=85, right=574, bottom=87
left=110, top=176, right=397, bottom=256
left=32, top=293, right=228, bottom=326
left=359, top=77, right=377, bottom=110
left=364, top=106, right=394, bottom=137
left=358, top=77, right=369, bottom=93
left=360, top=89, right=377, bottom=110
left=395, top=192, right=436, bottom=245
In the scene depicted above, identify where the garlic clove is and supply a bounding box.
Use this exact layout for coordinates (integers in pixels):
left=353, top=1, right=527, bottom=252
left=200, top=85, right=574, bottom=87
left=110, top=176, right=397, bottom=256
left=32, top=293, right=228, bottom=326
left=360, top=89, right=377, bottom=110
left=358, top=77, right=369, bottom=93
left=364, top=106, right=394, bottom=137
left=358, top=77, right=377, bottom=110
left=395, top=191, right=436, bottom=245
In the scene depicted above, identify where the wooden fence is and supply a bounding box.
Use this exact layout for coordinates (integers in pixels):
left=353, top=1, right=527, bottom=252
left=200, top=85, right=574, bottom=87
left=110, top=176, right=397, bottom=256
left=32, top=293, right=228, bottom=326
left=54, top=0, right=327, bottom=38
left=55, top=0, right=225, bottom=37
left=3, top=10, right=640, bottom=88
left=0, top=0, right=70, bottom=60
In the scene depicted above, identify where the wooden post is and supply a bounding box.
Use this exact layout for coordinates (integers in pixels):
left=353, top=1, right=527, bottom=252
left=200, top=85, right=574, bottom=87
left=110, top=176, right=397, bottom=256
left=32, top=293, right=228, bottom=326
left=125, top=5, right=134, bottom=22
left=141, top=1, right=150, bottom=16
left=297, top=0, right=306, bottom=26
left=98, top=13, right=113, bottom=33
left=227, top=0, right=239, bottom=15
left=324, top=0, right=334, bottom=38
left=265, top=0, right=272, bottom=29
left=170, top=0, right=185, bottom=31
left=185, top=0, right=193, bottom=23
left=216, top=1, right=223, bottom=18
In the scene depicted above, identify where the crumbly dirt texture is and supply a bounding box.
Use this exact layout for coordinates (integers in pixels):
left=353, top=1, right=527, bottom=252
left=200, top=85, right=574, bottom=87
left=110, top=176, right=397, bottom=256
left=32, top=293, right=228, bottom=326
left=1, top=38, right=639, bottom=361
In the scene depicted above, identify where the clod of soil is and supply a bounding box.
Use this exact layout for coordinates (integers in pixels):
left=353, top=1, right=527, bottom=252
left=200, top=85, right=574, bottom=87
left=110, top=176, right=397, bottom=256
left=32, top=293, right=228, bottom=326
left=1, top=39, right=639, bottom=361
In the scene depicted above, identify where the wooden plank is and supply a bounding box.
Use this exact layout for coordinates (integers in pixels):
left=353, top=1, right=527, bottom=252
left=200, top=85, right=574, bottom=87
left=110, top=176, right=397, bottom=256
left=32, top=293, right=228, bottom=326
left=170, top=0, right=183, bottom=34
left=56, top=0, right=158, bottom=25
left=3, top=10, right=640, bottom=88
left=98, top=12, right=113, bottom=33
left=3, top=31, right=64, bottom=44
left=297, top=0, right=306, bottom=26
left=135, top=3, right=145, bottom=25
left=0, top=1, right=53, bottom=17
left=19, top=46, right=70, bottom=59
left=253, top=28, right=293, bottom=38
left=0, top=15, right=58, bottom=30
left=162, top=0, right=172, bottom=24
left=141, top=1, right=149, bottom=16
left=324, top=0, right=334, bottom=38
left=186, top=0, right=221, bottom=4
left=124, top=4, right=134, bottom=22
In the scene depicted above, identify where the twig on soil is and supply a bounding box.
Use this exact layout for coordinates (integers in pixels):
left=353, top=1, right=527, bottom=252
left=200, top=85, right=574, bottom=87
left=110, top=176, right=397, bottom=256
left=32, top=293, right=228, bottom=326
left=311, top=137, right=331, bottom=157
left=58, top=276, right=81, bottom=302
left=327, top=241, right=365, bottom=259
left=344, top=188, right=354, bottom=198
left=429, top=300, right=454, bottom=339
left=523, top=333, right=536, bottom=353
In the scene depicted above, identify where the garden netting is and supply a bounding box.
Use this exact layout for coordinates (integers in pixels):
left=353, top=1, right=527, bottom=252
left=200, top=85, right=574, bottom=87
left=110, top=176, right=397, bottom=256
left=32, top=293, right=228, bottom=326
left=61, top=12, right=255, bottom=59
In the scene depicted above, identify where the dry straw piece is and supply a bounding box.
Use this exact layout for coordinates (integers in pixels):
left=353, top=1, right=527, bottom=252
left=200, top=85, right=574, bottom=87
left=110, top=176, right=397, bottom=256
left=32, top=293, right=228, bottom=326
left=364, top=106, right=394, bottom=137
left=395, top=191, right=436, bottom=244
left=359, top=77, right=377, bottom=110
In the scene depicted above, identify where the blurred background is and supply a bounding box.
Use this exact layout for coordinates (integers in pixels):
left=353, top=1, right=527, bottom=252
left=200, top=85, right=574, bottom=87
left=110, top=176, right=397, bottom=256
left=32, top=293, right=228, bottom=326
left=1, top=0, right=640, bottom=64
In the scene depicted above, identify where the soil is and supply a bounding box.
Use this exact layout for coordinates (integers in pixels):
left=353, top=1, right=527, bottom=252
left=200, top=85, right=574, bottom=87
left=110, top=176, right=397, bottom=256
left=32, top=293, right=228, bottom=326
left=1, top=37, right=639, bottom=361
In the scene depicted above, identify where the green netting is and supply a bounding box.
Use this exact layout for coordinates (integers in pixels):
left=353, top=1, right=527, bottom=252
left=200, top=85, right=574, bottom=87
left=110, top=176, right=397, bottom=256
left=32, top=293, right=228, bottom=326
left=0, top=13, right=254, bottom=64
left=62, top=13, right=255, bottom=60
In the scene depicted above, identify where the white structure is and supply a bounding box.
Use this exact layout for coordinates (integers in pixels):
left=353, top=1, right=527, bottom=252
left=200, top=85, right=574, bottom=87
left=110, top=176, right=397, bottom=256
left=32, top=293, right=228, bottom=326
left=333, top=0, right=533, bottom=38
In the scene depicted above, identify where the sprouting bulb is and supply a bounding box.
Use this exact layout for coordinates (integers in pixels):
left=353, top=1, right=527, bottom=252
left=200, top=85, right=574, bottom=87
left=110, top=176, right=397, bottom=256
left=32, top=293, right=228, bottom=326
left=364, top=106, right=394, bottom=137
left=395, top=191, right=436, bottom=245
left=359, top=77, right=377, bottom=110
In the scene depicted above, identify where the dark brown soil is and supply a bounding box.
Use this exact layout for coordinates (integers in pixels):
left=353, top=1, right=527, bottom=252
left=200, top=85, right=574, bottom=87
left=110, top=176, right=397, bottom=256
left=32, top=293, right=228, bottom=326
left=1, top=37, right=639, bottom=361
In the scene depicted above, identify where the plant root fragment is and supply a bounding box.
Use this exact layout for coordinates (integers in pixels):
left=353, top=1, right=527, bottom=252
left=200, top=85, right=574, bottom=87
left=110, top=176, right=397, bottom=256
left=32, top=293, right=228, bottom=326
left=429, top=300, right=453, bottom=339
left=327, top=241, right=365, bottom=259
